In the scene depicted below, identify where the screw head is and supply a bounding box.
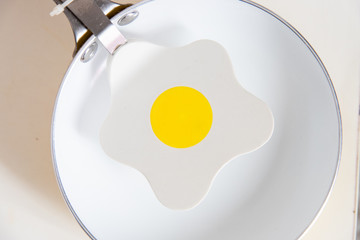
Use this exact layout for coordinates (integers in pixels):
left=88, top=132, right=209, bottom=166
left=118, top=10, right=139, bottom=26
left=81, top=42, right=98, bottom=63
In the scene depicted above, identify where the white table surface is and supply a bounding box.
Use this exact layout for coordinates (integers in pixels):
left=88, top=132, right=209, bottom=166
left=0, top=0, right=359, bottom=239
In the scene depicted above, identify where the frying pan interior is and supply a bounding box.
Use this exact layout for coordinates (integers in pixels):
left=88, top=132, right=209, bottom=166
left=52, top=0, right=341, bottom=239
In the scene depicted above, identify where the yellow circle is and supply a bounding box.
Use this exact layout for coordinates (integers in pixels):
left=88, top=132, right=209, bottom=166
left=150, top=86, right=213, bottom=148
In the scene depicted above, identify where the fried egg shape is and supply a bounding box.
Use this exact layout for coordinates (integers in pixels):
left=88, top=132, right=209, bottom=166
left=100, top=40, right=274, bottom=210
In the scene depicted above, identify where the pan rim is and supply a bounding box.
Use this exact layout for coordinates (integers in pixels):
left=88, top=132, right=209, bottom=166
left=51, top=1, right=342, bottom=239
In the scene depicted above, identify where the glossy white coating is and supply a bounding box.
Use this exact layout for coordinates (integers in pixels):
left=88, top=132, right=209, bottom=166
left=52, top=0, right=341, bottom=239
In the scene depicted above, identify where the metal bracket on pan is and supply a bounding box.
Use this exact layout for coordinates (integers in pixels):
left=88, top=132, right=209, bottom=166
left=53, top=0, right=132, bottom=56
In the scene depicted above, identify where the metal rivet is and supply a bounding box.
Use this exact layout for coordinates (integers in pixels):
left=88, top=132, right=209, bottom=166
left=81, top=42, right=98, bottom=63
left=118, top=10, right=139, bottom=26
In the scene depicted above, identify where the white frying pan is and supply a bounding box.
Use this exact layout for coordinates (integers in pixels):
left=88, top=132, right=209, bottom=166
left=51, top=0, right=341, bottom=239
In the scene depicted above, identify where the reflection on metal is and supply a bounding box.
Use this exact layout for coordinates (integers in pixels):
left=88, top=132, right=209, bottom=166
left=52, top=0, right=132, bottom=56
left=81, top=42, right=98, bottom=62
left=118, top=10, right=139, bottom=26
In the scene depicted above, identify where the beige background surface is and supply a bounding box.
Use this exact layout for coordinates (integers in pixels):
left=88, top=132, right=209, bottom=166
left=0, top=0, right=359, bottom=239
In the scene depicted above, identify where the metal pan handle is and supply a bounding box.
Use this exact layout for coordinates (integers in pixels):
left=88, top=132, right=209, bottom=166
left=52, top=0, right=132, bottom=56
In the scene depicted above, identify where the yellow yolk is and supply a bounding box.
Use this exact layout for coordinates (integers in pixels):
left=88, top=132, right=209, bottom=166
left=150, top=86, right=213, bottom=148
